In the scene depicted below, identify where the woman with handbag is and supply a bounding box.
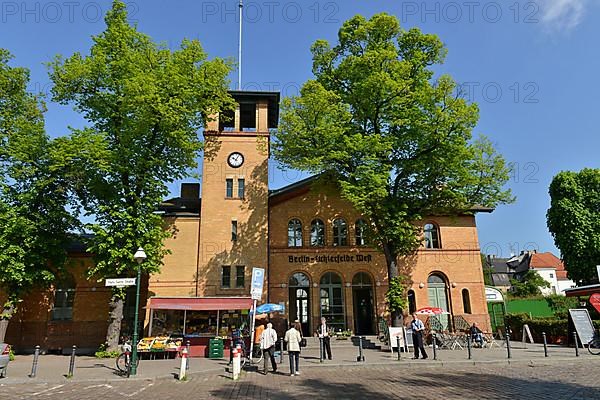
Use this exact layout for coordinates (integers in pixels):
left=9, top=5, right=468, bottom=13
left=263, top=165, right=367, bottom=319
left=285, top=321, right=303, bottom=376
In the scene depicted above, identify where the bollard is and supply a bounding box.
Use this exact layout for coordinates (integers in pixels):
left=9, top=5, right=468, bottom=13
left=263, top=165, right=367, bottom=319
left=505, top=332, right=512, bottom=359
left=432, top=333, right=438, bottom=361
left=232, top=348, right=241, bottom=380
left=357, top=336, right=365, bottom=362
left=68, top=345, right=76, bottom=377
left=542, top=332, right=548, bottom=357
left=186, top=341, right=191, bottom=370
left=179, top=348, right=188, bottom=380
left=319, top=336, right=323, bottom=363
left=467, top=335, right=472, bottom=360
left=396, top=335, right=401, bottom=361
left=30, top=345, right=40, bottom=378
left=573, top=332, right=579, bottom=357
left=279, top=337, right=284, bottom=364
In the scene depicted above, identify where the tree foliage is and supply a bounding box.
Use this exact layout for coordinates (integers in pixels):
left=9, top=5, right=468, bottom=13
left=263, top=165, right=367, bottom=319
left=0, top=49, right=76, bottom=340
left=547, top=168, right=600, bottom=285
left=48, top=1, right=234, bottom=347
left=274, top=14, right=514, bottom=322
left=509, top=270, right=550, bottom=297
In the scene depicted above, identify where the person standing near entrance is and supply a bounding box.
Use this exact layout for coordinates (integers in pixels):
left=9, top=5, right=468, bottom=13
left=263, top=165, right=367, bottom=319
left=254, top=322, right=265, bottom=357
left=411, top=313, right=428, bottom=359
left=260, top=322, right=278, bottom=374
left=285, top=322, right=302, bottom=376
left=318, top=317, right=332, bottom=360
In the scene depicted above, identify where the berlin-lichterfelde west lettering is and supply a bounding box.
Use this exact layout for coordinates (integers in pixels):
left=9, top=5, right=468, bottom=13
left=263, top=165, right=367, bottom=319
left=288, top=254, right=373, bottom=264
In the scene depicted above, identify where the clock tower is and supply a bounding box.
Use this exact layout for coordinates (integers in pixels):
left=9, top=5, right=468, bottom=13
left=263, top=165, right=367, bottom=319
left=198, top=91, right=279, bottom=298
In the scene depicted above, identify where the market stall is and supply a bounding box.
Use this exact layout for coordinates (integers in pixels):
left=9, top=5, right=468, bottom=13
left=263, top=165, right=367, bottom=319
left=145, top=297, right=253, bottom=358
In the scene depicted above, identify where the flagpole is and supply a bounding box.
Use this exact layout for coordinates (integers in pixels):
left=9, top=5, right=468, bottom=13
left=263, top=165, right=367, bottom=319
left=238, top=0, right=243, bottom=90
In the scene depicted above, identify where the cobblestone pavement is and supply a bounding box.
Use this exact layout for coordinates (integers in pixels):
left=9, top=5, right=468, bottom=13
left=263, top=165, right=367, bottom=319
left=1, top=359, right=600, bottom=400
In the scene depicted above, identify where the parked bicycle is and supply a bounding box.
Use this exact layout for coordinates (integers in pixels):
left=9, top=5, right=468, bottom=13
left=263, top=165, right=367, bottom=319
left=588, top=331, right=600, bottom=355
left=116, top=338, right=139, bottom=377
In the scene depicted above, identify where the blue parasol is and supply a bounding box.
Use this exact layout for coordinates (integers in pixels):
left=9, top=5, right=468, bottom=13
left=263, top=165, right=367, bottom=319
left=252, top=303, right=285, bottom=314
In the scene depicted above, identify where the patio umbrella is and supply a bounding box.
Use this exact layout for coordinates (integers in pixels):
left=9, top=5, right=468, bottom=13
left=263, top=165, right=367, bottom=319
left=416, top=306, right=449, bottom=315
left=252, top=303, right=285, bottom=314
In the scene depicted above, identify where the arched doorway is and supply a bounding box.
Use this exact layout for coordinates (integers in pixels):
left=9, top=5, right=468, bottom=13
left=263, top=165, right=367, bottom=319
left=352, top=272, right=375, bottom=335
left=428, top=273, right=450, bottom=330
left=289, top=272, right=310, bottom=336
left=320, top=272, right=345, bottom=332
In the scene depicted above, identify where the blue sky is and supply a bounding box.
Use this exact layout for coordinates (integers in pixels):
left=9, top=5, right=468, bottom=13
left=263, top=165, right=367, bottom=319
left=1, top=0, right=598, bottom=258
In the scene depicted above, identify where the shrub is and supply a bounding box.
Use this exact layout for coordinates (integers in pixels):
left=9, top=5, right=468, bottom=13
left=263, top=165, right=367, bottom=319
left=94, top=343, right=120, bottom=359
left=505, top=313, right=568, bottom=343
left=545, top=295, right=579, bottom=319
left=9, top=348, right=15, bottom=361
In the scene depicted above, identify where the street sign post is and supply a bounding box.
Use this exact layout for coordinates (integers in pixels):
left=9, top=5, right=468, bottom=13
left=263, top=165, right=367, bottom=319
left=105, top=278, right=136, bottom=287
left=250, top=268, right=265, bottom=301
left=249, top=267, right=265, bottom=363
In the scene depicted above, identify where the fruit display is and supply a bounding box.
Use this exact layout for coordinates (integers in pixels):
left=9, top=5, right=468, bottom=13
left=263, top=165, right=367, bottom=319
left=137, top=337, right=155, bottom=351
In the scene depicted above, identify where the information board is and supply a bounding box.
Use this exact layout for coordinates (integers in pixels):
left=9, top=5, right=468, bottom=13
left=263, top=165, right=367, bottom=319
left=389, top=327, right=405, bottom=349
left=569, top=308, right=595, bottom=346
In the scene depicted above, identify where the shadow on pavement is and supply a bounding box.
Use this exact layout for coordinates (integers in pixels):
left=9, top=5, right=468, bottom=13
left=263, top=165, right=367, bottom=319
left=205, top=368, right=600, bottom=399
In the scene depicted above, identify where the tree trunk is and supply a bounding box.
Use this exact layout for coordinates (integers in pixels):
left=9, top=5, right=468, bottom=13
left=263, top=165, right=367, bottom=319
left=0, top=305, right=15, bottom=343
left=105, top=292, right=124, bottom=352
left=383, top=242, right=403, bottom=327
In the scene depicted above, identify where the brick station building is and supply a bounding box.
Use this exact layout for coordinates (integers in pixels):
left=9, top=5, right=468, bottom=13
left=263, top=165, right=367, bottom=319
left=5, top=91, right=493, bottom=353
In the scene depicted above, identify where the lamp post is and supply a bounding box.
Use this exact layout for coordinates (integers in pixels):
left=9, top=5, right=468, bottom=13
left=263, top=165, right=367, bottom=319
left=130, top=247, right=146, bottom=376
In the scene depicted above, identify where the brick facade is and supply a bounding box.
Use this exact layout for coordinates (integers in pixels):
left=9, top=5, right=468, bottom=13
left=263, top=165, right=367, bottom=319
left=3, top=91, right=492, bottom=353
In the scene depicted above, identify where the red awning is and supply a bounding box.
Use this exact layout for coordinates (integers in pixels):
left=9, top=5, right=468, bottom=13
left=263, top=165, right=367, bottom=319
left=148, top=297, right=253, bottom=311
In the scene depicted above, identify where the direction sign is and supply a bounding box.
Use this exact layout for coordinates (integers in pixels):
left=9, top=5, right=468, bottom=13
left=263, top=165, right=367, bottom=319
left=250, top=267, right=265, bottom=300
left=105, top=278, right=136, bottom=287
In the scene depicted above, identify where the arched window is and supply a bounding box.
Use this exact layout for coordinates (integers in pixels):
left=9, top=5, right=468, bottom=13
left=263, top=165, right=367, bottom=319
left=52, top=275, right=76, bottom=321
left=407, top=289, right=417, bottom=314
left=289, top=272, right=310, bottom=287
left=355, top=219, right=367, bottom=246
left=332, top=218, right=348, bottom=246
left=462, top=288, right=472, bottom=314
left=288, top=218, right=303, bottom=247
left=320, top=272, right=345, bottom=332
left=310, top=219, right=325, bottom=247
left=424, top=223, right=441, bottom=249
left=289, top=273, right=310, bottom=335
left=352, top=272, right=372, bottom=287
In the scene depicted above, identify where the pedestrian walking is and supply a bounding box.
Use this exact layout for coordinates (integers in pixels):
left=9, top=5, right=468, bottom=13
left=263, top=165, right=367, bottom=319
left=411, top=313, right=428, bottom=359
left=285, top=322, right=303, bottom=376
left=260, top=322, right=278, bottom=373
left=318, top=317, right=332, bottom=360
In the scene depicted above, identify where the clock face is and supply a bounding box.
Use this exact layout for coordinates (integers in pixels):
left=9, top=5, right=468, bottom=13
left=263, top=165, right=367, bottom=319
left=227, top=152, right=244, bottom=168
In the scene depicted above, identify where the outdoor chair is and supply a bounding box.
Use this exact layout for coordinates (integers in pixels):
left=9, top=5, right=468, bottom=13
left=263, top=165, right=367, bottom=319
left=483, top=332, right=501, bottom=348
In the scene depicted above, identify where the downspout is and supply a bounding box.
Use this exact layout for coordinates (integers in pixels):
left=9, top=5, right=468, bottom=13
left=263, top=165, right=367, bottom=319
left=195, top=210, right=202, bottom=297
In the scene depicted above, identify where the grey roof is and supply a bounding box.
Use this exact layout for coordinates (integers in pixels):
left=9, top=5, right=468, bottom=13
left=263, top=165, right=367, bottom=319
left=491, top=273, right=511, bottom=286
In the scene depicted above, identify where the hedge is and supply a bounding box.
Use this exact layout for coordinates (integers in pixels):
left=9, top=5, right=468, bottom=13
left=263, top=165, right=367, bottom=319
left=504, top=313, right=600, bottom=344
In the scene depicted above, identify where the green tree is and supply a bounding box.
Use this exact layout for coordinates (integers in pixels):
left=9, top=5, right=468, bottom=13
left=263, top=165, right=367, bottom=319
left=547, top=169, right=600, bottom=285
left=274, top=14, right=513, bottom=326
left=481, top=253, right=494, bottom=286
left=0, top=49, right=76, bottom=342
left=49, top=1, right=234, bottom=350
left=510, top=270, right=550, bottom=297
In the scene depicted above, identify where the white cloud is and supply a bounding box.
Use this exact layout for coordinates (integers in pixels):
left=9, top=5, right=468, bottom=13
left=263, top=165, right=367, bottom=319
left=538, top=0, right=588, bottom=31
